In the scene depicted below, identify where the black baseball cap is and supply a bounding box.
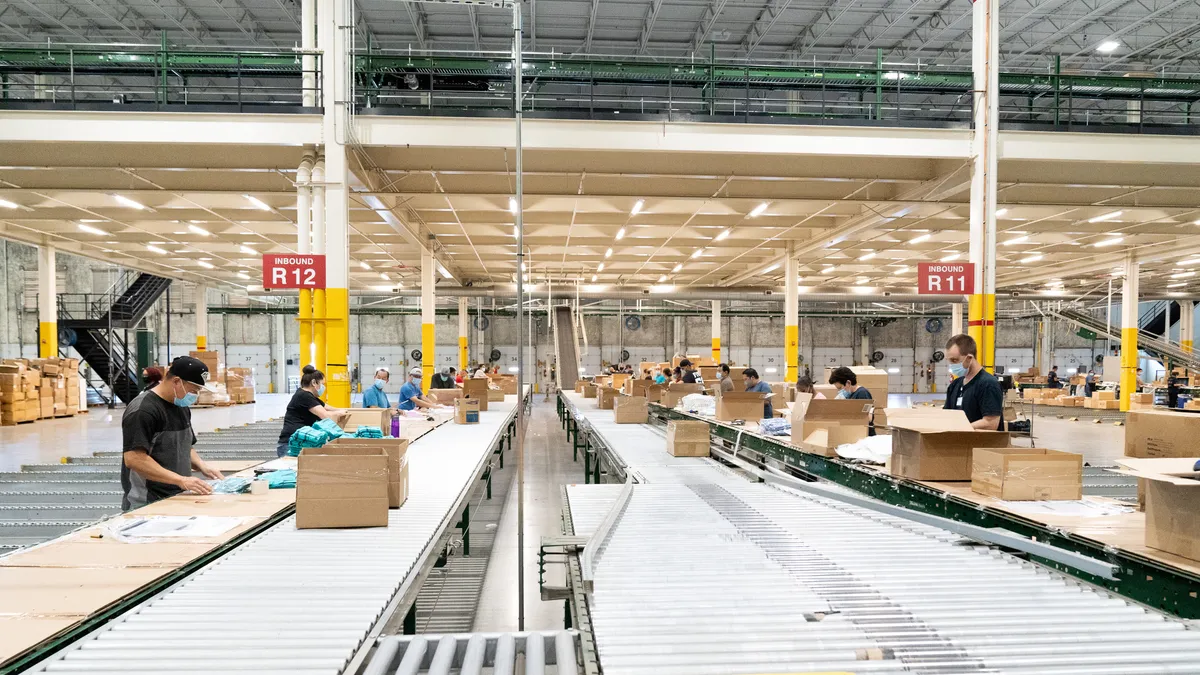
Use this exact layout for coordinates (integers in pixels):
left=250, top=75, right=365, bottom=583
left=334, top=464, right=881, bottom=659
left=679, top=359, right=693, bottom=368
left=168, top=356, right=215, bottom=391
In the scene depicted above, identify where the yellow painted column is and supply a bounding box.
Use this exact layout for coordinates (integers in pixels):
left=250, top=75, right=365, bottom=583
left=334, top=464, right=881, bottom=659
left=458, top=297, right=469, bottom=372
left=38, top=244, right=57, bottom=357
left=982, top=292, right=996, bottom=373
left=326, top=288, right=349, bottom=407
left=785, top=245, right=798, bottom=382
left=1181, top=300, right=1194, bottom=355
left=421, top=248, right=435, bottom=394
left=711, top=300, right=721, bottom=363
left=968, top=0, right=998, bottom=373
left=1120, top=255, right=1139, bottom=412
left=297, top=154, right=313, bottom=367
left=967, top=293, right=984, bottom=359
left=195, top=284, right=208, bottom=351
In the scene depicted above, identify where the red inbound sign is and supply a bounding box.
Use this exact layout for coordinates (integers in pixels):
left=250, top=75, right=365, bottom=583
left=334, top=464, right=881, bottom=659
left=917, top=262, right=975, bottom=295
left=263, top=254, right=326, bottom=289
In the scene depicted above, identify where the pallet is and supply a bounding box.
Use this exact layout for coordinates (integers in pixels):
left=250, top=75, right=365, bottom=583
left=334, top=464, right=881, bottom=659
left=1, top=418, right=38, bottom=426
left=54, top=412, right=77, bottom=418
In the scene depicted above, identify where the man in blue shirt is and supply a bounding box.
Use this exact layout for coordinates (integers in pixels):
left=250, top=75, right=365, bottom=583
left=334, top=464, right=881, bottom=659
left=362, top=368, right=395, bottom=410
left=398, top=367, right=435, bottom=412
left=742, top=368, right=774, bottom=419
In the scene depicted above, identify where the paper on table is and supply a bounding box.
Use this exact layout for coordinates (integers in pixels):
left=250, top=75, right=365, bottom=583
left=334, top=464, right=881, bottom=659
left=255, top=457, right=298, bottom=472
left=993, top=497, right=1134, bottom=518
left=109, top=516, right=248, bottom=541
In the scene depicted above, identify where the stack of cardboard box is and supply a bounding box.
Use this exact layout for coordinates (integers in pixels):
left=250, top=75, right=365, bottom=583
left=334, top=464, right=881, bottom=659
left=1129, top=392, right=1155, bottom=410
left=1084, top=390, right=1121, bottom=410
left=0, top=361, right=39, bottom=425
left=225, top=367, right=256, bottom=404
left=189, top=350, right=222, bottom=381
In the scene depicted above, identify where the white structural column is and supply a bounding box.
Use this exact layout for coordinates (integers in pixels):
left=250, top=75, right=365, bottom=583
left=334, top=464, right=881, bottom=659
left=711, top=300, right=721, bottom=364
left=951, top=303, right=963, bottom=336
left=1120, top=255, right=1139, bottom=412
left=319, top=0, right=350, bottom=408
left=1180, top=300, right=1194, bottom=354
left=785, top=244, right=799, bottom=382
left=297, top=154, right=314, bottom=369
left=272, top=313, right=286, bottom=393
left=421, top=248, right=436, bottom=393
left=968, top=0, right=999, bottom=372
left=195, top=284, right=208, bottom=351
left=301, top=0, right=316, bottom=107
left=312, top=157, right=327, bottom=375
left=37, top=245, right=56, bottom=358
left=458, top=297, right=469, bottom=372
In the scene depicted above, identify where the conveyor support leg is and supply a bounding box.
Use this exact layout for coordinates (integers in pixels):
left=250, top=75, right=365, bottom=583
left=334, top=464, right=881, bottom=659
left=458, top=503, right=470, bottom=556
left=403, top=603, right=417, bottom=635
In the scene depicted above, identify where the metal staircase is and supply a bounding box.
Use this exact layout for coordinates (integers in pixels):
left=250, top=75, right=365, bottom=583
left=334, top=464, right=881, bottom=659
left=553, top=305, right=579, bottom=390
left=58, top=272, right=172, bottom=405
left=1051, top=305, right=1200, bottom=372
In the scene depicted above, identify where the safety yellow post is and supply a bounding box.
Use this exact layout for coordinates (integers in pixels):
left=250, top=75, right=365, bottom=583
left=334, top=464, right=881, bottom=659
left=195, top=284, right=208, bottom=351
left=38, top=245, right=57, bottom=357
left=1120, top=255, right=1139, bottom=412
left=785, top=246, right=799, bottom=382
left=421, top=249, right=435, bottom=394
left=459, top=297, right=469, bottom=372
left=711, top=300, right=721, bottom=363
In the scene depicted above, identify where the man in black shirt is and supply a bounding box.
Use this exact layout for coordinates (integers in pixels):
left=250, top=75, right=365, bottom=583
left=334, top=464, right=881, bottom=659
left=680, top=359, right=698, bottom=384
left=1046, top=365, right=1061, bottom=389
left=943, top=334, right=1005, bottom=431
left=121, top=356, right=224, bottom=510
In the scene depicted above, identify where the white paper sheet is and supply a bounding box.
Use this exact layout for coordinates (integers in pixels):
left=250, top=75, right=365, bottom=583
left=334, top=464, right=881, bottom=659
left=112, top=516, right=248, bottom=540
left=993, top=497, right=1134, bottom=518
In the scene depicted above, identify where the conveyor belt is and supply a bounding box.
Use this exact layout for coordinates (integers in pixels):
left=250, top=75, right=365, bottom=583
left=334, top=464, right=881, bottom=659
left=563, top=391, right=1200, bottom=675
left=360, top=631, right=581, bottom=674
left=24, top=400, right=519, bottom=675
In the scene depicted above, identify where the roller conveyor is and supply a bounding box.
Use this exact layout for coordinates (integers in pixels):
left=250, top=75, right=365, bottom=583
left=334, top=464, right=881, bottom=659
left=22, top=399, right=520, bottom=675
left=561, top=391, right=1200, bottom=675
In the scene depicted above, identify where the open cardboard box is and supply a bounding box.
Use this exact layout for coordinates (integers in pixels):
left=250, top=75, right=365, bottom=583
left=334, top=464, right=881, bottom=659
left=714, top=390, right=770, bottom=421
left=885, top=407, right=1010, bottom=481
left=597, top=386, right=618, bottom=410
left=661, top=382, right=702, bottom=409
left=1114, top=457, right=1200, bottom=561
left=462, top=378, right=490, bottom=411
left=790, top=393, right=871, bottom=457
left=336, top=408, right=391, bottom=434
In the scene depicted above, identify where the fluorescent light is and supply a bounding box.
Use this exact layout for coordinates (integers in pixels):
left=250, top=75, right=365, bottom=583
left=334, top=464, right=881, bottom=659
left=377, top=272, right=389, bottom=281
left=146, top=245, right=168, bottom=255
left=940, top=253, right=960, bottom=262
left=996, top=208, right=1008, bottom=217
left=658, top=274, right=668, bottom=282
left=691, top=249, right=703, bottom=259
left=78, top=223, right=107, bottom=236
left=197, top=260, right=215, bottom=269
left=749, top=203, right=769, bottom=218
left=0, top=199, right=18, bottom=209
left=893, top=265, right=909, bottom=274
left=509, top=198, right=518, bottom=214
left=631, top=199, right=644, bottom=216
left=649, top=284, right=675, bottom=293
left=605, top=248, right=613, bottom=258
left=359, top=260, right=370, bottom=270
left=1020, top=254, right=1044, bottom=264
left=1094, top=237, right=1124, bottom=247
left=187, top=224, right=210, bottom=236
left=714, top=229, right=730, bottom=241
left=821, top=266, right=836, bottom=274
left=244, top=194, right=271, bottom=211
left=438, top=265, right=451, bottom=279
left=1088, top=211, right=1123, bottom=223
left=858, top=252, right=876, bottom=261
left=237, top=271, right=250, bottom=280
left=598, top=262, right=605, bottom=272
left=615, top=228, right=626, bottom=240
left=508, top=366, right=519, bottom=373
left=1171, top=272, right=1195, bottom=279
left=591, top=274, right=598, bottom=282
left=1181, top=258, right=1200, bottom=266
left=113, top=194, right=146, bottom=210
left=763, top=263, right=780, bottom=273
left=856, top=277, right=870, bottom=285
left=1003, top=236, right=1029, bottom=246
left=371, top=285, right=393, bottom=291
left=1097, top=40, right=1120, bottom=53
left=910, top=234, right=931, bottom=245
left=887, top=367, right=900, bottom=374
left=851, top=286, right=874, bottom=295
left=1168, top=282, right=1187, bottom=288
left=672, top=263, right=683, bottom=273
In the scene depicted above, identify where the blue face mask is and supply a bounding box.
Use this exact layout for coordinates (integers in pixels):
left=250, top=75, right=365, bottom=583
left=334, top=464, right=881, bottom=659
left=949, top=361, right=968, bottom=378
left=835, top=389, right=849, bottom=399
left=317, top=383, right=326, bottom=396
left=374, top=379, right=386, bottom=389
left=173, top=383, right=199, bottom=408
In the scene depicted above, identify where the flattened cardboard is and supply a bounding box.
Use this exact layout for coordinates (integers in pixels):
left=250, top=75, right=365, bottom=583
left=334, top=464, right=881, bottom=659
left=887, top=407, right=1010, bottom=481
left=336, top=408, right=390, bottom=434
left=613, top=396, right=648, bottom=424
left=666, top=420, right=710, bottom=457
left=790, top=393, right=871, bottom=456
left=296, top=446, right=389, bottom=529
left=1124, top=409, right=1200, bottom=458
left=971, top=447, right=1083, bottom=501
left=714, top=390, right=769, bottom=421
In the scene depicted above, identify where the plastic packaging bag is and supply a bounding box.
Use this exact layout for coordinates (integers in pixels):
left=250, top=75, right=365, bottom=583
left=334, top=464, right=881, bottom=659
left=835, top=435, right=893, bottom=464
left=758, top=418, right=792, bottom=437
left=679, top=394, right=716, bottom=416
left=211, top=476, right=252, bottom=494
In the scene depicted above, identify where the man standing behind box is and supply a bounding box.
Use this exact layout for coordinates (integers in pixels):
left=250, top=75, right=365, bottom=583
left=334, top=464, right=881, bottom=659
left=943, top=334, right=1005, bottom=431
left=363, top=368, right=396, bottom=411
left=121, top=356, right=224, bottom=511
left=399, top=367, right=436, bottom=411
left=680, top=359, right=699, bottom=384
left=742, top=368, right=773, bottom=419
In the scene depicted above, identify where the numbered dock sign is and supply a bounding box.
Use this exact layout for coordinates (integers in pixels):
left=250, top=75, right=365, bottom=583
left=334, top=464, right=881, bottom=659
left=262, top=254, right=326, bottom=289
left=917, top=262, right=975, bottom=295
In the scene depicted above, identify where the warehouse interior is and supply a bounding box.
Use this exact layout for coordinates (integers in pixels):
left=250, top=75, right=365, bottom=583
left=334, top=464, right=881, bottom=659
left=5, top=0, right=1200, bottom=672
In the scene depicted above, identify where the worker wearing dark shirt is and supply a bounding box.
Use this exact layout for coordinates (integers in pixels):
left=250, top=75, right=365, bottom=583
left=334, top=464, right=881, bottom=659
left=1046, top=366, right=1061, bottom=389
left=829, top=366, right=875, bottom=434
left=943, top=334, right=1005, bottom=431
left=680, top=359, right=699, bottom=384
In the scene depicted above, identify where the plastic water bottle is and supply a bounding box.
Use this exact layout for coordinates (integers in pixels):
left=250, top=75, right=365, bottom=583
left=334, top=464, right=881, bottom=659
left=391, top=416, right=400, bottom=438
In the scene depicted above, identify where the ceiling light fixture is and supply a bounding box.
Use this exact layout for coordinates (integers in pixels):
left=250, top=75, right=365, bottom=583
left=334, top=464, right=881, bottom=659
left=358, top=260, right=370, bottom=270
left=940, top=253, right=960, bottom=262
left=631, top=199, right=644, bottom=216
left=857, top=252, right=876, bottom=261
left=605, top=248, right=613, bottom=258
left=598, top=262, right=605, bottom=272
left=78, top=223, right=107, bottom=236
left=146, top=245, right=168, bottom=255
left=615, top=228, right=626, bottom=240
left=187, top=224, right=210, bottom=236
left=1088, top=211, right=1123, bottom=223
left=1097, top=40, right=1120, bottom=53
left=996, top=208, right=1008, bottom=217
left=821, top=266, right=836, bottom=274
left=691, top=249, right=703, bottom=259
left=591, top=274, right=598, bottom=282
left=1020, top=254, right=1044, bottom=264
left=894, top=265, right=909, bottom=274
left=245, top=194, right=271, bottom=211
left=509, top=198, right=518, bottom=215
left=1171, top=271, right=1196, bottom=279
left=672, top=263, right=683, bottom=273
left=749, top=202, right=769, bottom=218
left=910, top=234, right=931, bottom=245
left=438, top=265, right=452, bottom=279
left=239, top=245, right=258, bottom=256
left=658, top=274, right=668, bottom=283
left=237, top=271, right=250, bottom=280
left=1181, top=258, right=1200, bottom=266
left=114, top=194, right=147, bottom=210
left=763, top=263, right=780, bottom=274
left=714, top=229, right=730, bottom=241
left=1094, top=236, right=1125, bottom=247
left=1168, top=282, right=1188, bottom=288
left=0, top=199, right=19, bottom=209
left=1003, top=236, right=1029, bottom=245
left=197, top=260, right=215, bottom=269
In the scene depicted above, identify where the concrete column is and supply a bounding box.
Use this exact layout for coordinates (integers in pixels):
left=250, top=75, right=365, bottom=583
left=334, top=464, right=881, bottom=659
left=1120, top=255, right=1139, bottom=412
left=951, top=303, right=963, bottom=336
left=319, top=0, right=350, bottom=407
left=1180, top=300, right=1194, bottom=354
left=710, top=300, right=721, bottom=363
left=301, top=0, right=316, bottom=108
left=195, top=284, right=208, bottom=350
left=458, top=296, right=469, bottom=371
left=272, top=313, right=286, bottom=394
left=1039, top=319, right=1053, bottom=373
left=421, top=248, right=435, bottom=393
left=311, top=157, right=327, bottom=376
left=37, top=245, right=56, bottom=358
left=785, top=245, right=799, bottom=382
left=968, top=0, right=999, bottom=373
left=297, top=154, right=314, bottom=368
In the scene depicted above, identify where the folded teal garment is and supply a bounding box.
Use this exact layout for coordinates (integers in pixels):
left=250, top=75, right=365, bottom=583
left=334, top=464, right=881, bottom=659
left=259, top=469, right=296, bottom=489
left=314, top=418, right=345, bottom=439
left=354, top=425, right=383, bottom=438
left=287, top=425, right=330, bottom=456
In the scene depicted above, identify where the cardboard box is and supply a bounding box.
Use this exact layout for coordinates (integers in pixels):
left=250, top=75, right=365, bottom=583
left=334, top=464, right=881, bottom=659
left=488, top=389, right=505, bottom=402
left=661, top=383, right=704, bottom=409
left=597, top=387, right=618, bottom=410
left=0, top=390, right=24, bottom=404
left=813, top=384, right=839, bottom=400
left=613, top=396, right=648, bottom=424
left=462, top=378, right=490, bottom=411
left=666, top=420, right=710, bottom=457
left=1115, top=458, right=1200, bottom=561
left=698, top=366, right=720, bottom=383
left=769, top=382, right=795, bottom=404
left=428, top=388, right=463, bottom=405
left=455, top=398, right=481, bottom=424
left=582, top=383, right=597, bottom=399
left=1132, top=392, right=1154, bottom=405
left=886, top=408, right=1011, bottom=481
left=645, top=384, right=665, bottom=403
left=611, top=373, right=630, bottom=390
left=1125, top=410, right=1200, bottom=458
left=790, top=394, right=871, bottom=457
left=296, top=445, right=390, bottom=529
left=1094, top=391, right=1116, bottom=401
left=331, top=437, right=411, bottom=508
left=627, top=378, right=655, bottom=398
left=336, top=408, right=391, bottom=434
left=0, top=373, right=19, bottom=391
left=715, top=390, right=769, bottom=421
left=575, top=381, right=586, bottom=394
left=971, top=447, right=1083, bottom=501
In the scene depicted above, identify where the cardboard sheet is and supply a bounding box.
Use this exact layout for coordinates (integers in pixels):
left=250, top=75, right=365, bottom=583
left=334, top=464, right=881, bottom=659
left=0, top=617, right=80, bottom=664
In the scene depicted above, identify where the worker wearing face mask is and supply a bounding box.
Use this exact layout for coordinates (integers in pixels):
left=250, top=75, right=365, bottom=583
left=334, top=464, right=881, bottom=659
left=121, top=356, right=224, bottom=511
left=362, top=367, right=397, bottom=412
left=943, top=334, right=1004, bottom=431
